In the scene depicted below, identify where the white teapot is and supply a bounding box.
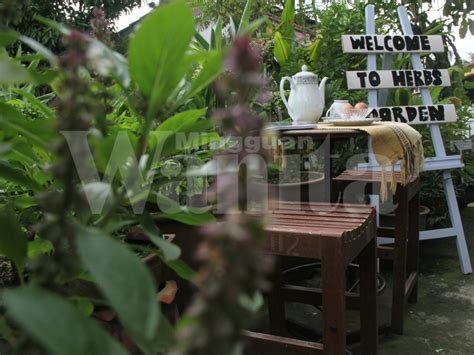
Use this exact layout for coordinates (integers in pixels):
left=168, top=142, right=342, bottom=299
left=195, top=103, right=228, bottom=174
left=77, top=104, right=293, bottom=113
left=280, top=65, right=328, bottom=125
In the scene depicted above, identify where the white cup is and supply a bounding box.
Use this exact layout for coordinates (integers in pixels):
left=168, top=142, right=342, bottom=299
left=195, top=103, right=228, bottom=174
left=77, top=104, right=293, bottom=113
left=326, top=100, right=350, bottom=119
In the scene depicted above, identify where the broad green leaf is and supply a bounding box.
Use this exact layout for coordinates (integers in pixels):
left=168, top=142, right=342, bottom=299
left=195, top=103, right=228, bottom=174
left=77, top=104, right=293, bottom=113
left=395, top=88, right=410, bottom=106
left=140, top=213, right=181, bottom=262
left=306, top=39, right=321, bottom=65
left=0, top=30, right=18, bottom=47
left=3, top=286, right=126, bottom=355
left=469, top=19, right=474, bottom=35
left=242, top=17, right=269, bottom=35
left=150, top=108, right=212, bottom=158
left=73, top=298, right=94, bottom=316
left=18, top=35, right=56, bottom=64
left=27, top=239, right=54, bottom=258
left=128, top=1, right=195, bottom=117
left=0, top=160, right=41, bottom=191
left=459, top=19, right=468, bottom=38
left=229, top=15, right=237, bottom=37
left=0, top=206, right=27, bottom=275
left=12, top=88, right=55, bottom=120
left=274, top=32, right=290, bottom=65
left=193, top=31, right=210, bottom=51
left=465, top=81, right=474, bottom=90
left=166, top=259, right=196, bottom=280
left=154, top=317, right=175, bottom=352
left=0, top=102, right=55, bottom=149
left=12, top=194, right=38, bottom=209
left=238, top=0, right=255, bottom=34
left=0, top=55, right=32, bottom=84
left=35, top=16, right=71, bottom=35
left=430, top=87, right=444, bottom=103
left=214, top=18, right=223, bottom=50
left=278, top=0, right=295, bottom=39
left=180, top=51, right=223, bottom=104
left=76, top=228, right=160, bottom=352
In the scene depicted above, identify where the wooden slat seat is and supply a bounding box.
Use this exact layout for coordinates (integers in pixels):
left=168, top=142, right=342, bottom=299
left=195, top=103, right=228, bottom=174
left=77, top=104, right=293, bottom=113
left=245, top=202, right=378, bottom=355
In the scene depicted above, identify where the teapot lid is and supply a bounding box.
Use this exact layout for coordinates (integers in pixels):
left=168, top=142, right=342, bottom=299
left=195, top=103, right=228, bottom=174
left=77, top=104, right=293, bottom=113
left=293, top=65, right=317, bottom=78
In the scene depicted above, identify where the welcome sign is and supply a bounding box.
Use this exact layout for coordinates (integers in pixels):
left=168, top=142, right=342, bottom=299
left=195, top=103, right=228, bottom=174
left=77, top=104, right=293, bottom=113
left=342, top=35, right=444, bottom=53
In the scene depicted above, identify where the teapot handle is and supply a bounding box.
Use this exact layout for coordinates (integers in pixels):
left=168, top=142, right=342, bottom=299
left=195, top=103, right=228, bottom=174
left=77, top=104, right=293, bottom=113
left=280, top=76, right=294, bottom=119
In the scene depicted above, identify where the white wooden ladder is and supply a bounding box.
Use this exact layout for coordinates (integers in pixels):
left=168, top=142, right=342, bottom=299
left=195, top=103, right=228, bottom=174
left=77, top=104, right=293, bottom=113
left=363, top=4, right=472, bottom=274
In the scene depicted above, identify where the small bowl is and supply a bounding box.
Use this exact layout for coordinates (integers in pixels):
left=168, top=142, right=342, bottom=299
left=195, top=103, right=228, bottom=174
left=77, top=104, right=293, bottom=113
left=335, top=108, right=371, bottom=120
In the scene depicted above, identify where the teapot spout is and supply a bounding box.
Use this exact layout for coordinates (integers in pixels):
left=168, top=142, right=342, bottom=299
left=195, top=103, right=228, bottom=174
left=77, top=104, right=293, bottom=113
left=319, top=77, right=328, bottom=107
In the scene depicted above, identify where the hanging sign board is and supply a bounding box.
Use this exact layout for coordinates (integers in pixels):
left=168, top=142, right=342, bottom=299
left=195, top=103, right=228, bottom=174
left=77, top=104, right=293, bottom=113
left=346, top=69, right=450, bottom=89
left=368, top=104, right=457, bottom=125
left=342, top=35, right=444, bottom=53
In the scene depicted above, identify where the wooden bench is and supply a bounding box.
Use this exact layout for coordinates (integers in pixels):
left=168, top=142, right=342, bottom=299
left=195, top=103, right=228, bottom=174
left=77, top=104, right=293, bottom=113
left=333, top=169, right=420, bottom=334
left=244, top=202, right=378, bottom=355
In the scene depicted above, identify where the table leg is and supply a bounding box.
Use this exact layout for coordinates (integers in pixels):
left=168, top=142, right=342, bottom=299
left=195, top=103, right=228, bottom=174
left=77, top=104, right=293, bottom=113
left=268, top=257, right=287, bottom=336
left=322, top=239, right=346, bottom=355
left=359, top=236, right=378, bottom=355
left=323, top=135, right=332, bottom=203
left=407, top=191, right=420, bottom=304
left=391, top=186, right=409, bottom=335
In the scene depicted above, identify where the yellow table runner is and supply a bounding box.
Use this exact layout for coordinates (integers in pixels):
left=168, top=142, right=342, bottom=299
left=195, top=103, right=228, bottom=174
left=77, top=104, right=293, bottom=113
left=318, top=122, right=424, bottom=200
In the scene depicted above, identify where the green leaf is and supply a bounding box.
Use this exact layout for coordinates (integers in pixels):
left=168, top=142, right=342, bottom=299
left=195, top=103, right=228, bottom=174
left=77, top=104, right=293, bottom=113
left=166, top=259, right=196, bottom=280
left=243, top=17, right=269, bottom=35
left=0, top=102, right=54, bottom=149
left=27, top=239, right=54, bottom=258
left=469, top=19, right=474, bottom=35
left=140, top=213, right=181, bottom=262
left=238, top=0, right=255, bottom=34
left=18, top=35, right=56, bottom=64
left=395, top=88, right=410, bottom=106
left=214, top=18, right=223, bottom=50
left=306, top=39, right=321, bottom=65
left=459, top=19, right=468, bottom=38
left=150, top=108, right=212, bottom=158
left=430, top=87, right=444, bottom=103
left=274, top=31, right=290, bottom=65
left=73, top=298, right=95, bottom=316
left=34, top=16, right=71, bottom=35
left=76, top=228, right=160, bottom=352
left=128, top=1, right=195, bottom=117
left=3, top=286, right=126, bottom=355
left=12, top=88, right=55, bottom=120
left=0, top=30, right=18, bottom=47
left=193, top=31, right=210, bottom=51
left=229, top=15, right=237, bottom=37
left=154, top=317, right=175, bottom=352
left=278, top=0, right=295, bottom=39
left=464, top=81, right=474, bottom=90
left=12, top=194, right=38, bottom=209
left=0, top=206, right=27, bottom=275
left=0, top=160, right=41, bottom=191
left=0, top=55, right=33, bottom=84
left=179, top=51, right=223, bottom=104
